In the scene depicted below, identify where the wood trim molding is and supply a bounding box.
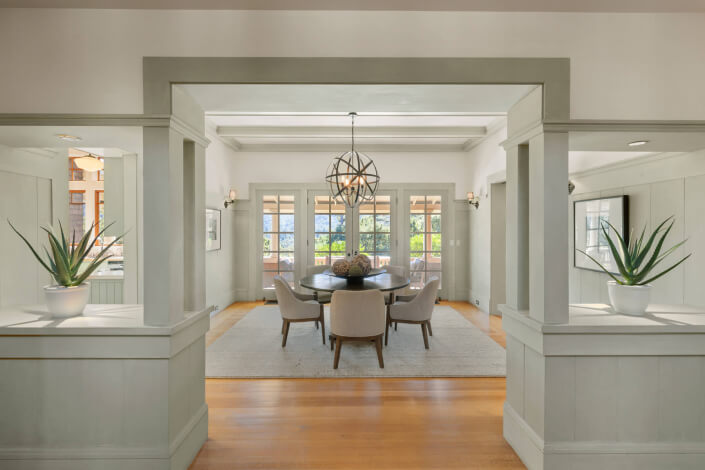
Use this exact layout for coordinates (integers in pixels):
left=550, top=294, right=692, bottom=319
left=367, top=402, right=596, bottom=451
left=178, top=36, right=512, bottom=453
left=143, top=57, right=571, bottom=119
left=170, top=115, right=211, bottom=147
left=0, top=113, right=170, bottom=127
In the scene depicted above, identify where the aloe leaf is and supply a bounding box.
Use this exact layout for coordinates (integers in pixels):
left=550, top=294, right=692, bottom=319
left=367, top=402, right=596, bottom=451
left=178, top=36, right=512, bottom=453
left=601, top=224, right=631, bottom=280
left=44, top=231, right=72, bottom=285
left=70, top=222, right=96, bottom=272
left=73, top=222, right=117, bottom=270
left=602, top=220, right=631, bottom=271
left=576, top=249, right=624, bottom=284
left=632, top=223, right=675, bottom=282
left=632, top=218, right=673, bottom=270
left=639, top=254, right=692, bottom=286
left=8, top=220, right=56, bottom=277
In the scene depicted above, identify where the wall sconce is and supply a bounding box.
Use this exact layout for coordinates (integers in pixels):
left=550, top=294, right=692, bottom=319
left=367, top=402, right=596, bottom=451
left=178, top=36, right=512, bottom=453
left=224, top=188, right=238, bottom=208
left=467, top=191, right=480, bottom=209
left=568, top=180, right=576, bottom=195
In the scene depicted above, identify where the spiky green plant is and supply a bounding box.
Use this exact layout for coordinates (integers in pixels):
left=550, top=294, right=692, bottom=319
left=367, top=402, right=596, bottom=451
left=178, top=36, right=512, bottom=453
left=577, top=216, right=691, bottom=286
left=8, top=220, right=124, bottom=287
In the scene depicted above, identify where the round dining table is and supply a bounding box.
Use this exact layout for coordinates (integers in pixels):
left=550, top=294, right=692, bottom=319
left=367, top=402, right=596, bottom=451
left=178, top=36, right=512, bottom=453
left=299, top=272, right=410, bottom=293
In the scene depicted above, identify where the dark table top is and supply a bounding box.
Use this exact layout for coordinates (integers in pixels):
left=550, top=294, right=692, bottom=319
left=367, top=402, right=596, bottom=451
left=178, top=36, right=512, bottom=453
left=300, top=273, right=410, bottom=293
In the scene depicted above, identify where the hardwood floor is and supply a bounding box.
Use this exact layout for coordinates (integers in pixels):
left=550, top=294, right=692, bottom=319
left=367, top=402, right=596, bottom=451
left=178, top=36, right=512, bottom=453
left=191, top=301, right=524, bottom=470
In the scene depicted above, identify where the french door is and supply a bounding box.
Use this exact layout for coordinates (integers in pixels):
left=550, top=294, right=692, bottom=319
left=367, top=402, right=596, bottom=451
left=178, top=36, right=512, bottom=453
left=308, top=190, right=397, bottom=268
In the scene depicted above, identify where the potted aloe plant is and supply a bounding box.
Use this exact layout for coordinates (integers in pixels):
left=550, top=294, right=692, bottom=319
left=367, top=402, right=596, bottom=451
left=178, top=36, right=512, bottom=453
left=578, top=217, right=690, bottom=316
left=8, top=220, right=124, bottom=317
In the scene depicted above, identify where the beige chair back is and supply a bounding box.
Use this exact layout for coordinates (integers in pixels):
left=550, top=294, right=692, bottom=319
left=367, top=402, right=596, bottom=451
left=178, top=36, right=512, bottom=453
left=274, top=275, right=318, bottom=320
left=306, top=264, right=331, bottom=277
left=330, top=290, right=386, bottom=338
left=394, top=277, right=439, bottom=322
left=384, top=265, right=406, bottom=278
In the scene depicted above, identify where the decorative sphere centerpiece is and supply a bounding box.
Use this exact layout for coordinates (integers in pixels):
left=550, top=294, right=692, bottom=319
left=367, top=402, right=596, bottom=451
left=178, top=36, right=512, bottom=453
left=328, top=254, right=382, bottom=284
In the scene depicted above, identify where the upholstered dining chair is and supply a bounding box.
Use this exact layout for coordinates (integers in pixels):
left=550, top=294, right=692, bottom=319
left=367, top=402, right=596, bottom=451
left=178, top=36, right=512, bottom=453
left=386, top=277, right=440, bottom=349
left=304, top=264, right=332, bottom=304
left=330, top=289, right=386, bottom=369
left=274, top=275, right=325, bottom=347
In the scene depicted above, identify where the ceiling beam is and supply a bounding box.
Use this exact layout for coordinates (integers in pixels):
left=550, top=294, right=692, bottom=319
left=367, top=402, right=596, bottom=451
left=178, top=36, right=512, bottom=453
left=216, top=125, right=487, bottom=139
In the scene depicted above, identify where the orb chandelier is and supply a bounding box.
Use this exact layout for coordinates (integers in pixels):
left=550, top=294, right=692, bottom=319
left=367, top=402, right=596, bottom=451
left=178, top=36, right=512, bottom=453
left=325, top=112, right=380, bottom=208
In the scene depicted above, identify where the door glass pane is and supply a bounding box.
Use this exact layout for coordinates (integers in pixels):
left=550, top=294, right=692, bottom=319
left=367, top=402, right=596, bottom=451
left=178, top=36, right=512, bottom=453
left=409, top=195, right=442, bottom=289
left=313, top=195, right=346, bottom=266
left=262, top=194, right=295, bottom=288
left=358, top=194, right=392, bottom=268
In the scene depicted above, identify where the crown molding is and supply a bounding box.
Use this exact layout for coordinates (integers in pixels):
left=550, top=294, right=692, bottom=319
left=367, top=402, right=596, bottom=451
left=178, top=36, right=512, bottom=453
left=0, top=113, right=170, bottom=127
left=169, top=115, right=210, bottom=147
left=544, top=120, right=705, bottom=133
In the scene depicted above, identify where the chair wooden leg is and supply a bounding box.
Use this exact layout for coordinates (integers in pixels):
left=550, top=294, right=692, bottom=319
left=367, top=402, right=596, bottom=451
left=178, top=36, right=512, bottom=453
left=320, top=306, right=325, bottom=345
left=421, top=322, right=429, bottom=349
left=281, top=319, right=285, bottom=334
left=315, top=320, right=319, bottom=330
left=385, top=311, right=390, bottom=346
left=427, top=320, right=433, bottom=336
left=375, top=336, right=384, bottom=368
left=282, top=320, right=290, bottom=347
left=330, top=334, right=334, bottom=350
left=333, top=337, right=342, bottom=369
left=394, top=322, right=397, bottom=331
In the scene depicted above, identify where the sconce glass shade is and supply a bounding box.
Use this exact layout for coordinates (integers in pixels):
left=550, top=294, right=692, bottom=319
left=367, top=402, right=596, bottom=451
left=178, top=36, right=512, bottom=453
left=467, top=191, right=475, bottom=201
left=74, top=155, right=104, bottom=172
left=224, top=188, right=238, bottom=208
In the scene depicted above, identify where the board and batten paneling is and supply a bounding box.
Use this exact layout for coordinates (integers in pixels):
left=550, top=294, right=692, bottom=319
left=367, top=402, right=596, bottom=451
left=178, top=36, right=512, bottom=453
left=570, top=152, right=705, bottom=307
left=0, top=171, right=53, bottom=307
left=89, top=279, right=124, bottom=304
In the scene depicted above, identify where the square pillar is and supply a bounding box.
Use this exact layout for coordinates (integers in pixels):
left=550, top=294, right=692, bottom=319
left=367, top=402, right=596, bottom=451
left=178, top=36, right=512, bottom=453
left=183, top=141, right=207, bottom=312
left=143, top=126, right=186, bottom=326
left=505, top=144, right=530, bottom=311
left=528, top=131, right=569, bottom=324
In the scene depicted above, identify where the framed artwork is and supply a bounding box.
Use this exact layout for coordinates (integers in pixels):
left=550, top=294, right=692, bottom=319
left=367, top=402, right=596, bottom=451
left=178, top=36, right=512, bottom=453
left=206, top=208, right=221, bottom=251
left=574, top=195, right=629, bottom=273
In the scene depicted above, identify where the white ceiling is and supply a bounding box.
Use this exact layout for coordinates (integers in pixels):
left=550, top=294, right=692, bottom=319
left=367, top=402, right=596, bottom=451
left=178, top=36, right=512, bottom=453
left=182, top=84, right=531, bottom=152
left=4, top=0, right=704, bottom=12
left=0, top=126, right=142, bottom=154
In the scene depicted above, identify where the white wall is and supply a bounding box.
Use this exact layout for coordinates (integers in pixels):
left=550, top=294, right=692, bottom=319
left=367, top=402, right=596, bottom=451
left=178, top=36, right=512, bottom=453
left=0, top=145, right=68, bottom=307
left=204, top=132, right=240, bottom=312
left=1, top=10, right=704, bottom=120
left=569, top=151, right=705, bottom=307
left=229, top=151, right=470, bottom=200
left=466, top=126, right=508, bottom=311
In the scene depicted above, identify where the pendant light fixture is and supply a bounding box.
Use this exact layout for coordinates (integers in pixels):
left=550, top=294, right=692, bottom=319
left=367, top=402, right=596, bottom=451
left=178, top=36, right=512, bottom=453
left=325, top=112, right=380, bottom=208
left=73, top=152, right=104, bottom=172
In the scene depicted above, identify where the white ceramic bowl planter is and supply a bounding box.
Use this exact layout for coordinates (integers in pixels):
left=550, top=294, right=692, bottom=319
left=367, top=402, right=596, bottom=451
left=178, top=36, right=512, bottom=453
left=44, top=283, right=91, bottom=317
left=607, top=281, right=652, bottom=316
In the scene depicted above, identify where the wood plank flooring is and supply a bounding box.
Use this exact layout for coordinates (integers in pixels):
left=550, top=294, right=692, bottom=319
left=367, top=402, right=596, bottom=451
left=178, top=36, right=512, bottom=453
left=191, top=301, right=524, bottom=470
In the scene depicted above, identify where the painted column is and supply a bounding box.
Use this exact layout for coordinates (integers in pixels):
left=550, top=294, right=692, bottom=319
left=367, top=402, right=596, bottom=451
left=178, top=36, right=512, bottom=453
left=183, top=141, right=207, bottom=311
left=528, top=131, right=569, bottom=324
left=143, top=126, right=186, bottom=326
left=505, top=144, right=530, bottom=311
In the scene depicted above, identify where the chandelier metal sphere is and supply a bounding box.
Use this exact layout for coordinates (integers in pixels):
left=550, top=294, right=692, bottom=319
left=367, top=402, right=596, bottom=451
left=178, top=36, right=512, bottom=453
left=325, top=112, right=380, bottom=208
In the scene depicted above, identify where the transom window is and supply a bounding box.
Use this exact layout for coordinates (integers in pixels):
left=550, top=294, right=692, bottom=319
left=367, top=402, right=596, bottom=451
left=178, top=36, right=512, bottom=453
left=409, top=195, right=442, bottom=289
left=69, top=158, right=84, bottom=181
left=358, top=195, right=391, bottom=268
left=262, top=194, right=295, bottom=288
left=314, top=195, right=346, bottom=266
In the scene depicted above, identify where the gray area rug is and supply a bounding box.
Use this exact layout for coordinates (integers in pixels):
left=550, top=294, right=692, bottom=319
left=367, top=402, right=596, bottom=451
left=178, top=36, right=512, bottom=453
left=206, top=305, right=506, bottom=378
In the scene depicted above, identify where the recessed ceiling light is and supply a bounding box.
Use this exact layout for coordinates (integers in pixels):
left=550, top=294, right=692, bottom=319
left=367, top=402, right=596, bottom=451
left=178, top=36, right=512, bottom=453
left=56, top=134, right=82, bottom=142
left=628, top=140, right=649, bottom=147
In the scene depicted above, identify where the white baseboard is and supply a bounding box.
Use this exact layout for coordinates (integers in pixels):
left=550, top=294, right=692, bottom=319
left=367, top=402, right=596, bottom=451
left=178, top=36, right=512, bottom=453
left=503, top=401, right=705, bottom=470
